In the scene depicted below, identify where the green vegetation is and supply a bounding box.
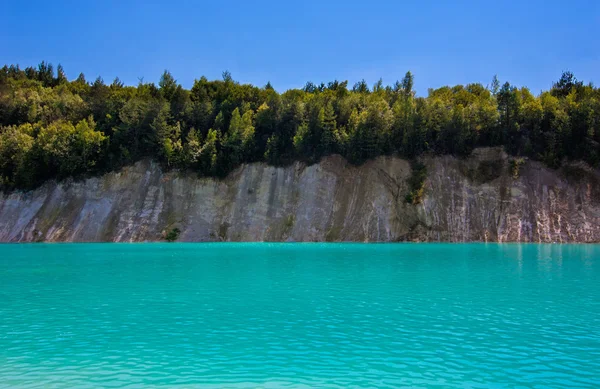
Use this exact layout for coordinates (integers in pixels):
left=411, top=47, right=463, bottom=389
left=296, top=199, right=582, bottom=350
left=218, top=222, right=230, bottom=241
left=282, top=214, right=296, bottom=237
left=1, top=63, right=599, bottom=190
left=165, top=227, right=181, bottom=242
left=509, top=157, right=526, bottom=179
left=405, top=161, right=427, bottom=204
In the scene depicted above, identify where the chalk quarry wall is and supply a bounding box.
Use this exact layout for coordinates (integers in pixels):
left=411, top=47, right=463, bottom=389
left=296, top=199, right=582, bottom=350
left=1, top=148, right=599, bottom=242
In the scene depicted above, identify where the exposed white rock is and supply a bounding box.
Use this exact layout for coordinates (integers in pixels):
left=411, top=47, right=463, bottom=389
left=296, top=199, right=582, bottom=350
left=1, top=148, right=599, bottom=242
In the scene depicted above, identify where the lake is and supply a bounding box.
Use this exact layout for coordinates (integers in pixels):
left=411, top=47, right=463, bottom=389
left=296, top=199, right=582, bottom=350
left=0, top=243, right=599, bottom=388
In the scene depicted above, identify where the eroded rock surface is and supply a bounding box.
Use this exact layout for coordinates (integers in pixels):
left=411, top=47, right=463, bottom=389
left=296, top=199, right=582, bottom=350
left=1, top=148, right=599, bottom=242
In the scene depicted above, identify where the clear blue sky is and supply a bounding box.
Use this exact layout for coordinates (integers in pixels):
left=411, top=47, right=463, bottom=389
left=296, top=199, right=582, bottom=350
left=2, top=0, right=598, bottom=96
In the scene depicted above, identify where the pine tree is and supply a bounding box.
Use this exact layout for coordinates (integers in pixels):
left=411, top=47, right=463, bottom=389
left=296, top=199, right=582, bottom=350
left=183, top=128, right=202, bottom=168
left=56, top=64, right=67, bottom=85
left=75, top=73, right=87, bottom=84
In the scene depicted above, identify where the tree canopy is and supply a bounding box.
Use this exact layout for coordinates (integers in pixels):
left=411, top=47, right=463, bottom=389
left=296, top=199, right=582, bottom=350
left=1, top=63, right=599, bottom=190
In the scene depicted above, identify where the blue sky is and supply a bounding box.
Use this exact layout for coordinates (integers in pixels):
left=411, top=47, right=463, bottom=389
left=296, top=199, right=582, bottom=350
left=1, top=0, right=598, bottom=95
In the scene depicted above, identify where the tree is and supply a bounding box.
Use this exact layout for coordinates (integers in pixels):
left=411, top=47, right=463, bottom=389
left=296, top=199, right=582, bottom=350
left=352, top=79, right=369, bottom=94
left=159, top=70, right=178, bottom=101
left=346, top=97, right=393, bottom=163
left=24, top=66, right=37, bottom=80
left=293, top=123, right=311, bottom=158
left=56, top=64, right=67, bottom=85
left=391, top=95, right=416, bottom=153
left=552, top=71, right=583, bottom=98
left=151, top=104, right=181, bottom=167
left=222, top=70, right=233, bottom=83
left=33, top=118, right=106, bottom=179
left=74, top=116, right=107, bottom=172
left=213, top=111, right=225, bottom=133
left=37, top=61, right=54, bottom=87
left=240, top=109, right=256, bottom=157
left=219, top=108, right=244, bottom=173
left=539, top=92, right=569, bottom=166
left=373, top=78, right=384, bottom=93
left=183, top=128, right=202, bottom=168
left=1, top=60, right=599, bottom=190
left=496, top=82, right=521, bottom=149
left=264, top=134, right=280, bottom=165
left=116, top=96, right=161, bottom=161
left=401, top=71, right=414, bottom=98
left=0, top=124, right=35, bottom=188
left=199, top=128, right=218, bottom=175
left=490, top=75, right=500, bottom=96
left=111, top=77, right=124, bottom=89
left=254, top=97, right=281, bottom=158
left=321, top=101, right=337, bottom=155
left=303, top=81, right=317, bottom=93
left=275, top=98, right=303, bottom=163
left=76, top=73, right=87, bottom=84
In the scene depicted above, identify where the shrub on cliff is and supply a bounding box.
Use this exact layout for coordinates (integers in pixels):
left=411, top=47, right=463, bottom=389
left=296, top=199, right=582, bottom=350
left=165, top=228, right=181, bottom=242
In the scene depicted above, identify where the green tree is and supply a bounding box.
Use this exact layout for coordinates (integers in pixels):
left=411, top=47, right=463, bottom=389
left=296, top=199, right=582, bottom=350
left=33, top=118, right=106, bottom=179
left=254, top=98, right=281, bottom=159
left=490, top=75, right=500, bottom=96
left=199, top=128, right=218, bottom=175
left=321, top=101, right=337, bottom=155
left=352, top=79, right=369, bottom=94
left=264, top=134, right=280, bottom=165
left=159, top=70, right=178, bottom=101
left=497, top=82, right=521, bottom=150
left=293, top=122, right=311, bottom=158
left=401, top=71, right=414, bottom=98
left=37, top=61, right=54, bottom=87
left=151, top=104, right=182, bottom=167
left=56, top=64, right=67, bottom=85
left=74, top=116, right=108, bottom=172
left=183, top=128, right=202, bottom=169
left=1, top=61, right=599, bottom=190
left=219, top=108, right=245, bottom=174
left=346, top=97, right=393, bottom=163
left=552, top=71, right=583, bottom=98
left=0, top=124, right=35, bottom=188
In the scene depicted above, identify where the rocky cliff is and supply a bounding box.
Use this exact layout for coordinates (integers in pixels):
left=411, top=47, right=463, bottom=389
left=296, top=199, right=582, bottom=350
left=1, top=148, right=599, bottom=242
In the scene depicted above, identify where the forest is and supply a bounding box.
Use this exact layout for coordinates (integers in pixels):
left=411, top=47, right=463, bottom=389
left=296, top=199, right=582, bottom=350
left=0, top=62, right=598, bottom=190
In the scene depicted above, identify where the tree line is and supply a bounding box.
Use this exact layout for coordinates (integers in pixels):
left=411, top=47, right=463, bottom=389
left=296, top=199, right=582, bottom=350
left=0, top=62, right=598, bottom=190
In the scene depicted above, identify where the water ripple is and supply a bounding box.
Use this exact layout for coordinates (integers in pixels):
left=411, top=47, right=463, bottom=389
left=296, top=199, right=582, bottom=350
left=0, top=243, right=599, bottom=388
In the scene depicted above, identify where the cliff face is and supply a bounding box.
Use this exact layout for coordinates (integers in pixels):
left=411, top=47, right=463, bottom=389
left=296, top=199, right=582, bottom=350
left=1, top=148, right=599, bottom=242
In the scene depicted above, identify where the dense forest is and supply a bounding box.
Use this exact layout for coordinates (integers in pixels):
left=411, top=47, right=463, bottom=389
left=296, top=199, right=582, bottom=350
left=0, top=62, right=598, bottom=190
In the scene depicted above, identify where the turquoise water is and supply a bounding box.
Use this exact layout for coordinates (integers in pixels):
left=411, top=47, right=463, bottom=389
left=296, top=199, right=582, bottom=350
left=0, top=244, right=599, bottom=388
